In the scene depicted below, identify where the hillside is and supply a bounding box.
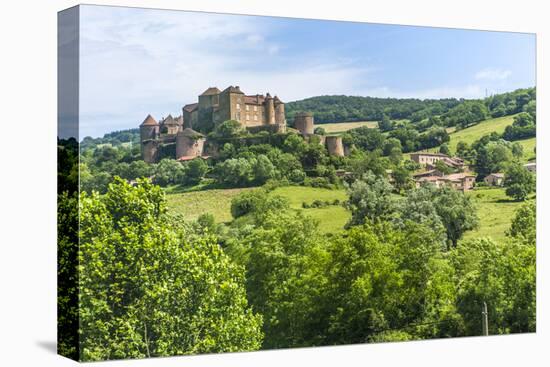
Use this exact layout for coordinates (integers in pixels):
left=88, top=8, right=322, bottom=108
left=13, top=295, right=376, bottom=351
left=446, top=114, right=517, bottom=152
left=285, top=95, right=460, bottom=124
left=464, top=187, right=535, bottom=242
left=408, top=114, right=536, bottom=162
left=320, top=121, right=378, bottom=134
left=166, top=186, right=350, bottom=233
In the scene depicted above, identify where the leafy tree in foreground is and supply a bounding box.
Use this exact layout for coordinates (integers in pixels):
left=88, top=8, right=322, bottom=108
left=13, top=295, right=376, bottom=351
left=450, top=237, right=535, bottom=335
left=75, top=178, right=263, bottom=361
left=504, top=162, right=536, bottom=201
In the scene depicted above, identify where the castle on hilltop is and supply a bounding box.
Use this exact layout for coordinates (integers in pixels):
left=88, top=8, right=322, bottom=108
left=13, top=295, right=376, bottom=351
left=183, top=85, right=286, bottom=133
left=140, top=85, right=346, bottom=163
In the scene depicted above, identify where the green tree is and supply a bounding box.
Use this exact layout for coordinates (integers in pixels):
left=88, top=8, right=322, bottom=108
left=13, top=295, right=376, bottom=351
left=439, top=143, right=451, bottom=156
left=507, top=201, right=536, bottom=245
left=75, top=178, right=263, bottom=361
left=184, top=158, right=208, bottom=185
left=314, top=126, right=327, bottom=135
left=346, top=172, right=395, bottom=226
left=212, top=120, right=244, bottom=138
left=432, top=187, right=478, bottom=249
left=378, top=114, right=394, bottom=132
left=450, top=237, right=535, bottom=335
left=214, top=158, right=254, bottom=187
left=504, top=162, right=536, bottom=201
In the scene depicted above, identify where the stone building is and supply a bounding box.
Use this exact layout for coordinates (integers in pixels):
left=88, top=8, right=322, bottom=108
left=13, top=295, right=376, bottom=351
left=484, top=173, right=504, bottom=186
left=182, top=85, right=286, bottom=132
left=410, top=152, right=465, bottom=170
left=414, top=171, right=476, bottom=191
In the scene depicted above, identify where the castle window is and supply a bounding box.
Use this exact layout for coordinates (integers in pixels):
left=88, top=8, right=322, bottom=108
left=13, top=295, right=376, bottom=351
left=253, top=106, right=258, bottom=111
left=246, top=114, right=250, bottom=121
left=236, top=103, right=241, bottom=110
left=245, top=105, right=249, bottom=111
left=254, top=115, right=258, bottom=121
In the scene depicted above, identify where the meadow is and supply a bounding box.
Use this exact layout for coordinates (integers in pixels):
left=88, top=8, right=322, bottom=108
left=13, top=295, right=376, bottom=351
left=408, top=114, right=535, bottom=162
left=166, top=185, right=351, bottom=233
left=317, top=120, right=378, bottom=134
left=464, top=187, right=534, bottom=243
left=166, top=187, right=255, bottom=223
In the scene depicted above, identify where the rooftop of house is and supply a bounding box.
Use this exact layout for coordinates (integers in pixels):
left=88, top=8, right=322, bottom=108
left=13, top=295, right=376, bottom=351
left=410, top=152, right=449, bottom=157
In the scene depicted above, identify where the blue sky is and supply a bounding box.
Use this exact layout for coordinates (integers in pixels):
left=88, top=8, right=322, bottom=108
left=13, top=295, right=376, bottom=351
left=79, top=5, right=536, bottom=138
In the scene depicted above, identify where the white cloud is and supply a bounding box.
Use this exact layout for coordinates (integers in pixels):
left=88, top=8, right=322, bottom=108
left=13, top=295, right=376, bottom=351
left=475, top=68, right=512, bottom=81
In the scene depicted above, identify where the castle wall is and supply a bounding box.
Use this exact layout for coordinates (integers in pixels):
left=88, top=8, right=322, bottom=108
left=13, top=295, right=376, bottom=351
left=243, top=103, right=264, bottom=127
left=326, top=136, right=345, bottom=157
left=176, top=134, right=205, bottom=159
left=142, top=140, right=159, bottom=163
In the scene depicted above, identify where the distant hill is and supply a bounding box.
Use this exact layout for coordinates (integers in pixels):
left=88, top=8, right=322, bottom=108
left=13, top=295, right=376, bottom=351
left=285, top=87, right=536, bottom=126
left=285, top=95, right=461, bottom=124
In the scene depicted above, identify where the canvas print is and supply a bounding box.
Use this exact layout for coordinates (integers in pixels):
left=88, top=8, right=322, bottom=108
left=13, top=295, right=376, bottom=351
left=58, top=4, right=536, bottom=362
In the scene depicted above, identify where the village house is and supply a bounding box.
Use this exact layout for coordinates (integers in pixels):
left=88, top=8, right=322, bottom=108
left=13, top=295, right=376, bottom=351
left=410, top=152, right=465, bottom=170
left=414, top=171, right=476, bottom=191
left=484, top=173, right=505, bottom=186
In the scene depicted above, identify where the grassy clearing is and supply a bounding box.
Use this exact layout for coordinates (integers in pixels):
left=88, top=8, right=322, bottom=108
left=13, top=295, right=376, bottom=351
left=166, top=187, right=256, bottom=223
left=165, top=185, right=351, bottom=233
left=318, top=121, right=378, bottom=134
left=463, top=187, right=534, bottom=243
left=406, top=114, right=535, bottom=163
left=518, top=137, right=536, bottom=162
left=269, top=186, right=351, bottom=233
left=446, top=115, right=516, bottom=153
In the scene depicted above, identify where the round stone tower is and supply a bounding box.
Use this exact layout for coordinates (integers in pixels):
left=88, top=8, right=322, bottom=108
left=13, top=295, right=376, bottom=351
left=176, top=128, right=206, bottom=159
left=140, top=114, right=159, bottom=142
left=264, top=93, right=275, bottom=124
left=326, top=136, right=345, bottom=157
left=142, top=140, right=159, bottom=163
left=293, top=112, right=314, bottom=135
left=274, top=96, right=285, bottom=125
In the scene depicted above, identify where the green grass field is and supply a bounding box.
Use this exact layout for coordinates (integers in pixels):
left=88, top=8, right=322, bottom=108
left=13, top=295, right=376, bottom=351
left=318, top=121, right=378, bottom=134
left=166, top=187, right=256, bottom=223
left=463, top=187, right=534, bottom=243
left=269, top=186, right=351, bottom=233
left=446, top=115, right=517, bottom=153
left=407, top=114, right=535, bottom=162
left=166, top=185, right=351, bottom=233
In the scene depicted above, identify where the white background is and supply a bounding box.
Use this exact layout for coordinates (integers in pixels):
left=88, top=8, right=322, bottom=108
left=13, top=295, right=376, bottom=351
left=0, top=0, right=548, bottom=365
